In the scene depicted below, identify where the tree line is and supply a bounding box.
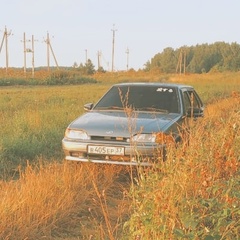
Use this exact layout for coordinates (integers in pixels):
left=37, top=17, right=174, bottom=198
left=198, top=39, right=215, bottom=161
left=144, top=41, right=240, bottom=73
left=54, top=41, right=240, bottom=74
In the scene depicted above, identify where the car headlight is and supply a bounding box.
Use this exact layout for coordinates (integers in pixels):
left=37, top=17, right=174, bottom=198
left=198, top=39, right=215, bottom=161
left=131, top=132, right=175, bottom=144
left=132, top=133, right=156, bottom=143
left=65, top=129, right=90, bottom=140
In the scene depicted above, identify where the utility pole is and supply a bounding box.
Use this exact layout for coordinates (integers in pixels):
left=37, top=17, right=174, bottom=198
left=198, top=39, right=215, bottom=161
left=46, top=32, right=50, bottom=71
left=31, top=35, right=36, bottom=78
left=22, top=33, right=37, bottom=78
left=44, top=32, right=59, bottom=71
left=23, top=32, right=27, bottom=74
left=5, top=27, right=10, bottom=72
left=0, top=26, right=12, bottom=74
left=126, top=47, right=129, bottom=71
left=22, top=32, right=30, bottom=75
left=176, top=50, right=182, bottom=74
left=111, top=24, right=117, bottom=72
left=97, top=51, right=102, bottom=69
left=183, top=49, right=186, bottom=74
left=176, top=48, right=186, bottom=74
left=85, top=49, right=88, bottom=64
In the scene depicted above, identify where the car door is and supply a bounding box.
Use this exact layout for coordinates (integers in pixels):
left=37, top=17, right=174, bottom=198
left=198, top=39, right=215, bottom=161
left=178, top=88, right=204, bottom=144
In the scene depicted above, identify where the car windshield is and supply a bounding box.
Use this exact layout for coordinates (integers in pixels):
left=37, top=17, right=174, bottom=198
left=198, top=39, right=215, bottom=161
left=94, top=85, right=180, bottom=113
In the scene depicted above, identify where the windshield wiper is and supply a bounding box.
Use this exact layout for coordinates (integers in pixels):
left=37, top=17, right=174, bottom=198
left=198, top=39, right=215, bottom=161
left=95, top=106, right=124, bottom=110
left=137, top=107, right=169, bottom=113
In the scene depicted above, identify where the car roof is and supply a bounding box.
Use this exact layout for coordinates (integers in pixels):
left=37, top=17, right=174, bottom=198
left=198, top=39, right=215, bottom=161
left=113, top=82, right=193, bottom=89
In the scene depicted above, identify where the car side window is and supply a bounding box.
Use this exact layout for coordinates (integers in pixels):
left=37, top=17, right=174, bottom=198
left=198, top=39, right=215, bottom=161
left=183, top=90, right=201, bottom=111
left=183, top=92, right=191, bottom=110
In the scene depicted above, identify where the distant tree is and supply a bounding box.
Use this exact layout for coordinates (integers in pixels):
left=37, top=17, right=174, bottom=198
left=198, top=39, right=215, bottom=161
left=78, top=59, right=96, bottom=75
left=72, top=62, right=78, bottom=68
left=143, top=60, right=151, bottom=71
left=158, top=47, right=177, bottom=73
left=188, top=44, right=210, bottom=73
left=97, top=66, right=106, bottom=73
left=128, top=68, right=136, bottom=72
left=148, top=47, right=179, bottom=73
left=85, top=59, right=95, bottom=74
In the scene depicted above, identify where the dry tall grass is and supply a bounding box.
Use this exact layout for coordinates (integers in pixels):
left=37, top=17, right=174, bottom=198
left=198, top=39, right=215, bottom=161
left=0, top=162, right=131, bottom=239
left=125, top=93, right=240, bottom=239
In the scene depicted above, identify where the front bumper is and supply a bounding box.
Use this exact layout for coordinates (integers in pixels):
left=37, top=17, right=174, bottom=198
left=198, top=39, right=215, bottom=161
left=62, top=138, right=165, bottom=166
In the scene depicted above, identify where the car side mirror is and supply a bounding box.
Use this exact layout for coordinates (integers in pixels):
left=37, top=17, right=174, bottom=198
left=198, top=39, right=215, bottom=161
left=187, top=107, right=204, bottom=118
left=84, top=103, right=94, bottom=111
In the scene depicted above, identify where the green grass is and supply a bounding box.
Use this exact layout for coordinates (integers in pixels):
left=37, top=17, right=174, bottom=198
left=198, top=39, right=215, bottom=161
left=0, top=84, right=109, bottom=177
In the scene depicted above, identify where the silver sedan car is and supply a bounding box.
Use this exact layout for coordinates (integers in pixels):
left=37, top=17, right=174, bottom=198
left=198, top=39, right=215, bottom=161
left=62, top=83, right=204, bottom=166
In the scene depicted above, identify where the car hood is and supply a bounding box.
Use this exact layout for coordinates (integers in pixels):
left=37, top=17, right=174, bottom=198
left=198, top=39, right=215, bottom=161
left=69, top=110, right=182, bottom=137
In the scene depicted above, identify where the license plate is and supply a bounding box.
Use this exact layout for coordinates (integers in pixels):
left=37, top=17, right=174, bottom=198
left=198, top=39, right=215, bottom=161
left=88, top=145, right=125, bottom=155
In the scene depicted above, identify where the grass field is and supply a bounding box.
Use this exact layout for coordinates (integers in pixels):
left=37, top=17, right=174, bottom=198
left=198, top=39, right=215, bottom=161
left=0, top=72, right=239, bottom=239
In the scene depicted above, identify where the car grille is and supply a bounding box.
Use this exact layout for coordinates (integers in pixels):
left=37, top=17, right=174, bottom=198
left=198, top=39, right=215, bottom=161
left=91, top=136, right=128, bottom=142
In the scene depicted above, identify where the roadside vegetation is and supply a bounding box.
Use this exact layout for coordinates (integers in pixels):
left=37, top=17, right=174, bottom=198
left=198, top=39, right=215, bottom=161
left=0, top=71, right=239, bottom=239
left=0, top=68, right=97, bottom=86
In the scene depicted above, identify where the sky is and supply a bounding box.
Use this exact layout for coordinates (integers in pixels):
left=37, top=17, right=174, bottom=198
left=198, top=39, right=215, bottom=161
left=1, top=0, right=240, bottom=71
